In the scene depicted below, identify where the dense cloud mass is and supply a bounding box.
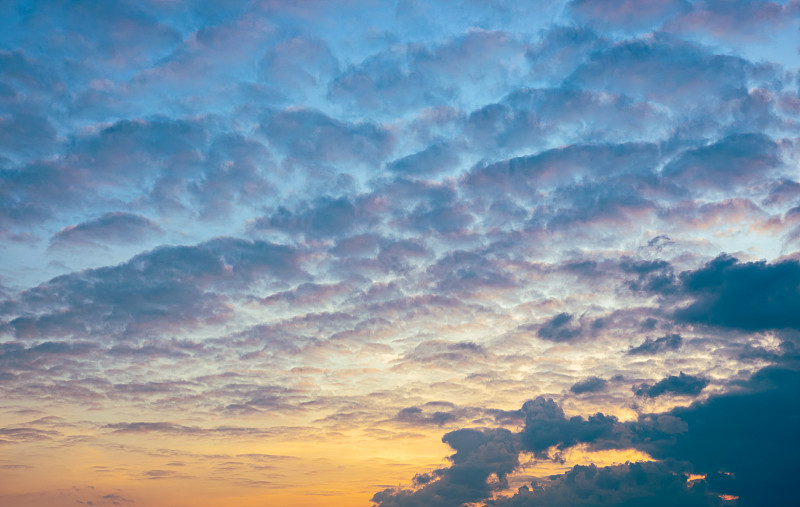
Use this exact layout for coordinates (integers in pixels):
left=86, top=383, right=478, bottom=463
left=1, top=1, right=798, bottom=506
left=375, top=365, right=800, bottom=506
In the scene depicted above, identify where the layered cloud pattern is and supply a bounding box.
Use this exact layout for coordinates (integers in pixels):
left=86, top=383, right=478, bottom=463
left=1, top=1, right=799, bottom=506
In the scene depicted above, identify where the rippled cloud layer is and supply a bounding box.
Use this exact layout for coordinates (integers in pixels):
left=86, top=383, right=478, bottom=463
left=1, top=1, right=799, bottom=506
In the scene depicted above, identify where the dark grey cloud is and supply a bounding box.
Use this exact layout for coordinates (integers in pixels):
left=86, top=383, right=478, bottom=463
left=330, top=233, right=381, bottom=257
left=49, top=212, right=161, bottom=249
left=634, top=365, right=800, bottom=506
left=490, top=460, right=722, bottom=507
left=569, top=376, right=608, bottom=394
left=673, top=254, right=800, bottom=332
left=371, top=427, right=519, bottom=507
left=634, top=372, right=709, bottom=398
left=628, top=333, right=682, bottom=355
left=1, top=116, right=279, bottom=235
left=374, top=364, right=800, bottom=506
left=623, top=257, right=677, bottom=294
left=519, top=397, right=624, bottom=457
left=537, top=313, right=582, bottom=342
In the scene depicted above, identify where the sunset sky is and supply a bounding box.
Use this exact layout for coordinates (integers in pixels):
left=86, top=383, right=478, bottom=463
left=1, top=1, right=799, bottom=506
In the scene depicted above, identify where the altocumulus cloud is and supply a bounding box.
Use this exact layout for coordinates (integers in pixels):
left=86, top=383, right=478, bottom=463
left=1, top=1, right=800, bottom=506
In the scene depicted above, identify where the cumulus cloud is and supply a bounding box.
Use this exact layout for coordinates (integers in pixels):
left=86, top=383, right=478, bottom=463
left=371, top=427, right=519, bottom=507
left=495, top=461, right=723, bottom=506
left=374, top=365, right=800, bottom=506
left=667, top=255, right=800, bottom=331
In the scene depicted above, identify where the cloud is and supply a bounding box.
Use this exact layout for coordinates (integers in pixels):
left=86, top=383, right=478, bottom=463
left=0, top=425, right=61, bottom=443
left=569, top=0, right=691, bottom=32
left=329, top=29, right=529, bottom=114
left=665, top=0, right=800, bottom=42
left=661, top=133, right=780, bottom=191
left=398, top=340, right=490, bottom=369
left=635, top=365, right=800, bottom=505
left=189, top=133, right=274, bottom=218
left=24, top=0, right=182, bottom=65
left=519, top=397, right=625, bottom=457
left=0, top=116, right=211, bottom=230
left=259, top=108, right=394, bottom=165
left=673, top=254, right=800, bottom=331
left=461, top=142, right=662, bottom=202
left=634, top=372, right=709, bottom=398
left=49, top=212, right=162, bottom=249
left=524, top=25, right=605, bottom=86
left=392, top=402, right=478, bottom=428
left=251, top=196, right=377, bottom=239
left=0, top=112, right=58, bottom=160
left=536, top=313, right=582, bottom=342
left=491, top=461, right=723, bottom=506
left=0, top=340, right=97, bottom=372
left=1, top=238, right=305, bottom=339
left=257, top=36, right=339, bottom=99
left=386, top=141, right=461, bottom=177
left=628, top=333, right=682, bottom=355
left=570, top=376, right=608, bottom=394
left=373, top=365, right=800, bottom=506
left=105, top=421, right=273, bottom=439
left=3, top=1, right=800, bottom=504
left=371, top=427, right=519, bottom=507
left=428, top=249, right=516, bottom=293
left=566, top=35, right=749, bottom=106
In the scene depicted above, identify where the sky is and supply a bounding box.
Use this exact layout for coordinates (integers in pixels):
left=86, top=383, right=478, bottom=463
left=1, top=0, right=799, bottom=506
